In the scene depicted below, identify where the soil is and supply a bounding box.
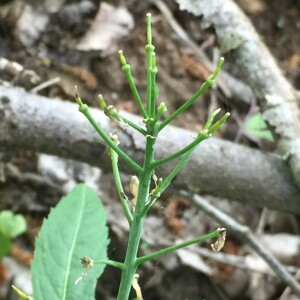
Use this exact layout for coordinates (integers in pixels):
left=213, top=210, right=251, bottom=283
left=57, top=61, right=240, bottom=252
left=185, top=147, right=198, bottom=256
left=0, top=0, right=300, bottom=299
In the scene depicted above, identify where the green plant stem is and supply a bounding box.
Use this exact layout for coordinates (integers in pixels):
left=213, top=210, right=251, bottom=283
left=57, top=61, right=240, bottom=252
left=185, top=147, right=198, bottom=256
left=98, top=93, right=146, bottom=135
left=77, top=103, right=142, bottom=174
left=146, top=45, right=154, bottom=117
left=143, top=147, right=195, bottom=214
left=145, top=14, right=155, bottom=117
left=121, top=64, right=148, bottom=119
left=158, top=58, right=224, bottom=132
left=110, top=147, right=133, bottom=225
left=136, top=229, right=221, bottom=266
left=119, top=115, right=147, bottom=136
left=150, top=65, right=158, bottom=117
left=117, top=136, right=156, bottom=300
left=204, top=108, right=221, bottom=130
left=94, top=259, right=124, bottom=270
left=11, top=285, right=33, bottom=300
left=116, top=216, right=143, bottom=300
left=160, top=148, right=194, bottom=193
left=208, top=112, right=230, bottom=134
left=152, top=131, right=209, bottom=168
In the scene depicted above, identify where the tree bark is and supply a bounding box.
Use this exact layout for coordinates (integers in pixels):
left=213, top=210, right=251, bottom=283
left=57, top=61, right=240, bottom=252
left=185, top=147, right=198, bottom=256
left=177, top=0, right=300, bottom=189
left=0, top=86, right=300, bottom=214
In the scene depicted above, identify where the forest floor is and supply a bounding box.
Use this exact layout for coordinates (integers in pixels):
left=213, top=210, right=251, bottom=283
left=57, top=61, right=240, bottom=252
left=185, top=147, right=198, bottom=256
left=0, top=0, right=300, bottom=299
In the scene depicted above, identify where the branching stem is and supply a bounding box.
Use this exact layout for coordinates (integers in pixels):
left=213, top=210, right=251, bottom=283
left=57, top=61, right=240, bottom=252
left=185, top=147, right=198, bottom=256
left=76, top=101, right=142, bottom=174
left=110, top=145, right=133, bottom=225
left=136, top=229, right=221, bottom=265
left=75, top=13, right=228, bottom=300
left=157, top=57, right=224, bottom=132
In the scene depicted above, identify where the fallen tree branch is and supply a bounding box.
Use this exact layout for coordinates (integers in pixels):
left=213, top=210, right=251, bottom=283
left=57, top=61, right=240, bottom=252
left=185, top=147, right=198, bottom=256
left=0, top=86, right=300, bottom=213
left=181, top=191, right=300, bottom=297
left=152, top=0, right=255, bottom=107
left=177, top=0, right=300, bottom=189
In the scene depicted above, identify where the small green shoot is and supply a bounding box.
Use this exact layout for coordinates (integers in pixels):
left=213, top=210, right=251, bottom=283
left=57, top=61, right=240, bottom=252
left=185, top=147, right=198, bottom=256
left=246, top=113, right=274, bottom=141
left=0, top=210, right=26, bottom=260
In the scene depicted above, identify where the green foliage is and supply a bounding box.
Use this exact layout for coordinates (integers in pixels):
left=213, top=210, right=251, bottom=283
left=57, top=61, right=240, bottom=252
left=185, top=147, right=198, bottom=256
left=75, top=13, right=228, bottom=300
left=27, top=13, right=228, bottom=300
left=0, top=233, right=11, bottom=260
left=0, top=210, right=27, bottom=238
left=246, top=113, right=274, bottom=141
left=31, top=184, right=109, bottom=300
left=0, top=210, right=27, bottom=259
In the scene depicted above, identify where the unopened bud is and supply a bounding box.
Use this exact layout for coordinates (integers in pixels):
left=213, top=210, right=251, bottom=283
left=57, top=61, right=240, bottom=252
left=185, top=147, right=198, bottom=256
left=130, top=176, right=139, bottom=210
left=98, top=94, right=106, bottom=110
left=119, top=50, right=127, bottom=66
left=157, top=102, right=167, bottom=114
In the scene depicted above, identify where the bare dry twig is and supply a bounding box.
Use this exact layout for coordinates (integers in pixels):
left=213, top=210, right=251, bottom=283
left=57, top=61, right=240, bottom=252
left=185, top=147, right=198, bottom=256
left=152, top=0, right=255, bottom=107
left=180, top=191, right=300, bottom=297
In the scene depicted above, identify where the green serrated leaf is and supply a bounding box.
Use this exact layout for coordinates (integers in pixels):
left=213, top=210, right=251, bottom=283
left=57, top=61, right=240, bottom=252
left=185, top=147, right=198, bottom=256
left=0, top=210, right=27, bottom=238
left=0, top=232, right=11, bottom=260
left=32, top=184, right=109, bottom=300
left=246, top=113, right=274, bottom=141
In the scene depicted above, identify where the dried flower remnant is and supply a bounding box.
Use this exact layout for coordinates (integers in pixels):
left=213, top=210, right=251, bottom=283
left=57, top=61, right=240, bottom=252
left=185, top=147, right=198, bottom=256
left=130, top=175, right=139, bottom=211
left=132, top=273, right=143, bottom=300
left=211, top=228, right=226, bottom=252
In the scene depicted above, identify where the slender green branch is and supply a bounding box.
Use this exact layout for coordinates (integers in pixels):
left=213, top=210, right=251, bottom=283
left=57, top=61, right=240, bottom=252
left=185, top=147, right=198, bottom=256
left=204, top=108, right=221, bottom=130
left=146, top=47, right=154, bottom=116
left=152, top=131, right=209, bottom=168
left=117, top=136, right=156, bottom=300
left=98, top=94, right=147, bottom=135
left=94, top=259, right=125, bottom=270
left=11, top=285, right=33, bottom=300
left=136, top=230, right=221, bottom=266
left=141, top=177, right=163, bottom=215
left=208, top=112, right=230, bottom=134
left=159, top=149, right=193, bottom=194
left=145, top=14, right=155, bottom=117
left=144, top=147, right=194, bottom=213
left=157, top=57, right=224, bottom=132
left=146, top=112, right=230, bottom=211
left=110, top=144, right=133, bottom=225
left=146, top=13, right=152, bottom=45
left=119, top=115, right=147, bottom=136
left=150, top=53, right=158, bottom=117
left=119, top=51, right=148, bottom=119
left=153, top=110, right=229, bottom=169
left=142, top=193, right=159, bottom=215
left=75, top=98, right=142, bottom=174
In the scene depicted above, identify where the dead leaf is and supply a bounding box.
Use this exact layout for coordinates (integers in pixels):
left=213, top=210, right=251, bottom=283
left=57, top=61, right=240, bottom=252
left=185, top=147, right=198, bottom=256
left=181, top=52, right=211, bottom=81
left=61, top=65, right=98, bottom=91
left=76, top=3, right=134, bottom=56
left=283, top=54, right=300, bottom=70
left=236, top=0, right=266, bottom=14
left=211, top=227, right=226, bottom=252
